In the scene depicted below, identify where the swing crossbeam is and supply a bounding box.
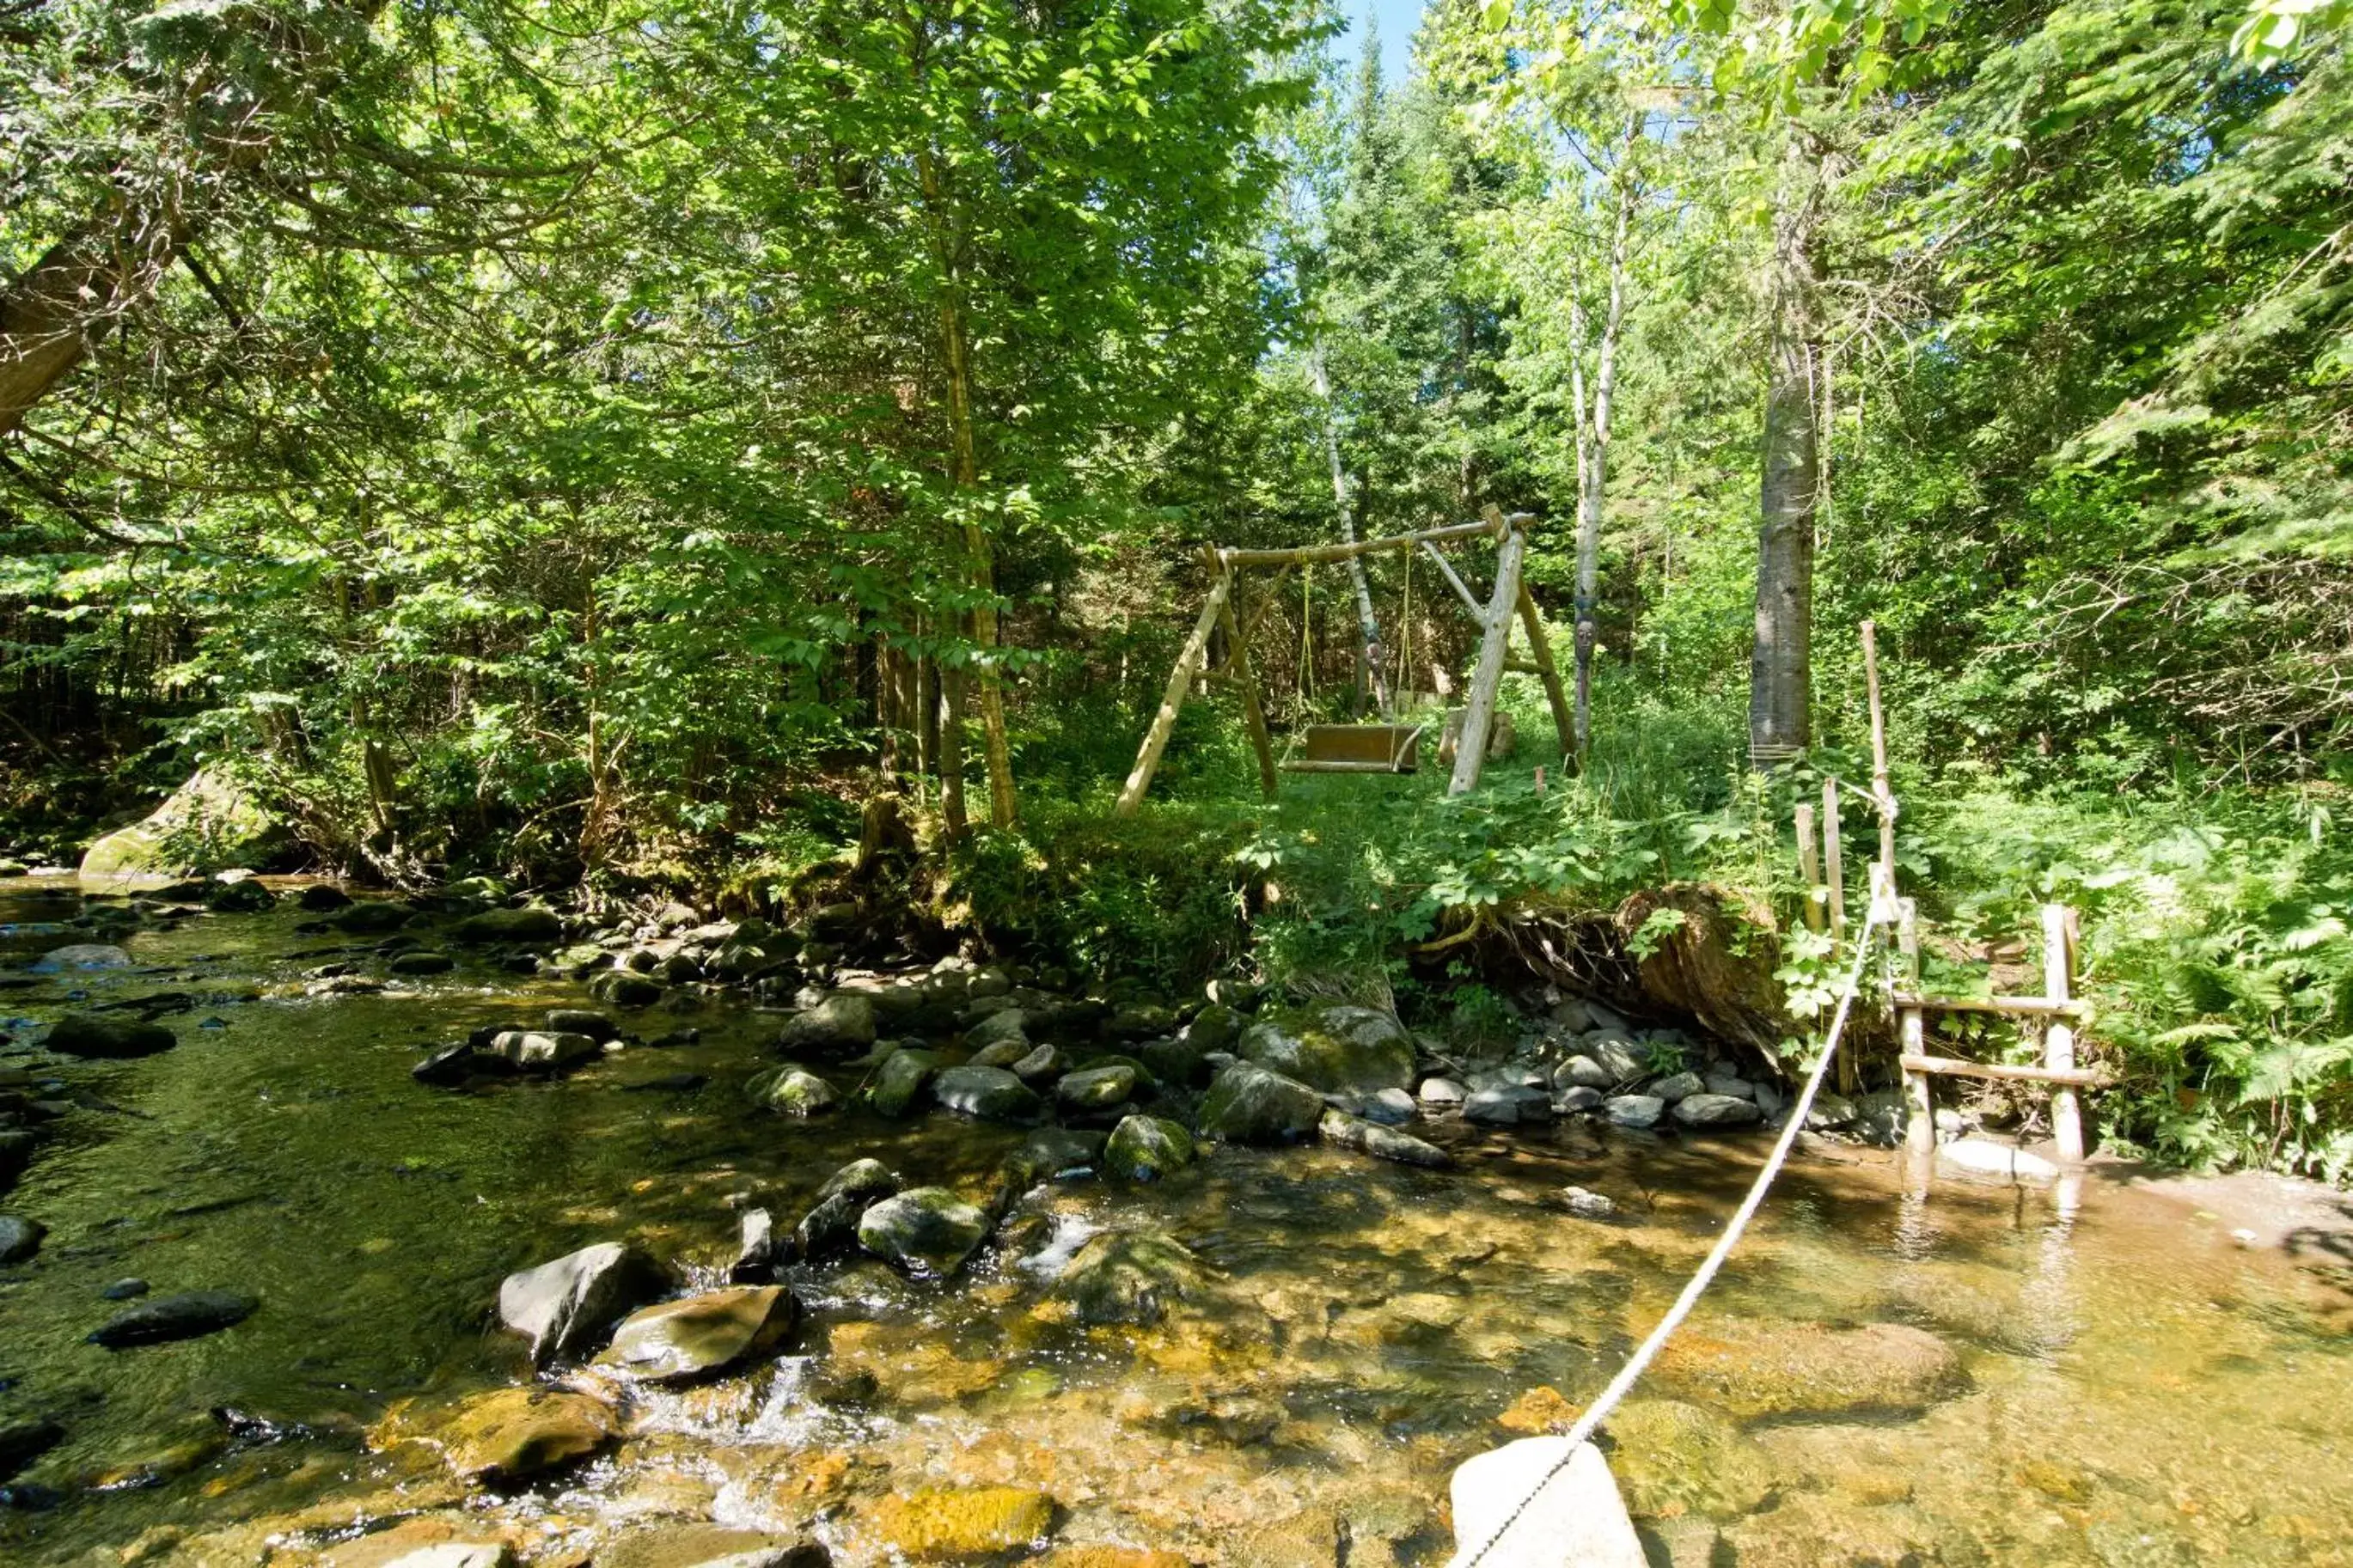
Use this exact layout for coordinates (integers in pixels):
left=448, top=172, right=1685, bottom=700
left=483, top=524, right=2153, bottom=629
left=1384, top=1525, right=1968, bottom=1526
left=1114, top=509, right=1571, bottom=815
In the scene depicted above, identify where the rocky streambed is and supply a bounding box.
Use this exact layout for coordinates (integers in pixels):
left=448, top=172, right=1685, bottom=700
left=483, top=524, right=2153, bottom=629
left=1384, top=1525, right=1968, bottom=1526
left=2, top=873, right=2351, bottom=1566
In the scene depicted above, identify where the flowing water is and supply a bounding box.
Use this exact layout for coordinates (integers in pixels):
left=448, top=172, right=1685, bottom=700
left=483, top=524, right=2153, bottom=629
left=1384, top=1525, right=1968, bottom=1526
left=2, top=876, right=2350, bottom=1566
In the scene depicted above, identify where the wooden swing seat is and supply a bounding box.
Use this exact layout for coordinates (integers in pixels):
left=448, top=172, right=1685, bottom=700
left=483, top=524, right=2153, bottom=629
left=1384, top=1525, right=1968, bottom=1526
left=1281, top=723, right=1425, bottom=774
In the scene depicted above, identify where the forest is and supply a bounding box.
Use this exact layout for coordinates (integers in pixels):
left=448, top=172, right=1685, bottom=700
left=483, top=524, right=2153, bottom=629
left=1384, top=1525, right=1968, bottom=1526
left=14, top=0, right=2341, bottom=1173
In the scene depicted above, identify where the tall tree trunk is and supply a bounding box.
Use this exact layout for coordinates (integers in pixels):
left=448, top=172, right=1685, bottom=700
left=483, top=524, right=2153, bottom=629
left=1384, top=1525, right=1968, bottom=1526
left=917, top=143, right=1017, bottom=832
left=1749, top=133, right=1825, bottom=768
left=1309, top=344, right=1389, bottom=716
left=1568, top=137, right=1637, bottom=769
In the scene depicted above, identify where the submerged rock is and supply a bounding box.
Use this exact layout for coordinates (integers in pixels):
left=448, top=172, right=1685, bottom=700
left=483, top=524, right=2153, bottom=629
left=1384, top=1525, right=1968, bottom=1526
left=330, top=900, right=414, bottom=935
left=589, top=969, right=665, bottom=1007
left=1318, top=1107, right=1452, bottom=1168
left=872, top=1486, right=1055, bottom=1560
left=498, top=1241, right=666, bottom=1365
left=1005, top=1127, right=1109, bottom=1188
left=1604, top=1398, right=1779, bottom=1518
left=0, top=1418, right=65, bottom=1484
left=596, top=1523, right=828, bottom=1568
left=440, top=1387, right=614, bottom=1481
left=388, top=950, right=455, bottom=976
left=450, top=906, right=563, bottom=944
left=601, top=1285, right=798, bottom=1382
left=1047, top=1229, right=1204, bottom=1327
left=30, top=943, right=131, bottom=973
left=294, top=883, right=351, bottom=912
left=1195, top=1061, right=1323, bottom=1144
left=43, top=1012, right=175, bottom=1059
left=89, top=1289, right=257, bottom=1347
left=858, top=1187, right=990, bottom=1278
left=1102, top=1114, right=1194, bottom=1181
left=1236, top=1005, right=1415, bottom=1096
left=205, top=876, right=277, bottom=912
left=1652, top=1320, right=1968, bottom=1422
left=931, top=1065, right=1042, bottom=1123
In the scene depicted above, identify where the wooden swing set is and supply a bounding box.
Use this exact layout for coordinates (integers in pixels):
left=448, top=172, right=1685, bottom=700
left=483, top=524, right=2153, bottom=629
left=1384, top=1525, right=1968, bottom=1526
left=1115, top=505, right=1573, bottom=815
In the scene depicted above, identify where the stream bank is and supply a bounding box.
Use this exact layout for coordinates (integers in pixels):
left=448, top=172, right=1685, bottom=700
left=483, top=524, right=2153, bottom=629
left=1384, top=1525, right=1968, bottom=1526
left=2, top=875, right=2350, bottom=1566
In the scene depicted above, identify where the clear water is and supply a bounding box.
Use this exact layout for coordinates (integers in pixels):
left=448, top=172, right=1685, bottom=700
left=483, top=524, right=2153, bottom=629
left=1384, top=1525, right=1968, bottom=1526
left=2, top=877, right=2349, bottom=1565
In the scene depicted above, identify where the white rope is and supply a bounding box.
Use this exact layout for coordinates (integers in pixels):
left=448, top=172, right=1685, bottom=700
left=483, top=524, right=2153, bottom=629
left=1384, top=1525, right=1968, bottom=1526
left=1454, top=909, right=1888, bottom=1567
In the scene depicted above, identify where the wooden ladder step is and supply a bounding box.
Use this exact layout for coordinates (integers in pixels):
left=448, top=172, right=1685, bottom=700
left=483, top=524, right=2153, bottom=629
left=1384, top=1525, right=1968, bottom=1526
left=1892, top=992, right=2089, bottom=1021
left=1900, top=1052, right=2107, bottom=1088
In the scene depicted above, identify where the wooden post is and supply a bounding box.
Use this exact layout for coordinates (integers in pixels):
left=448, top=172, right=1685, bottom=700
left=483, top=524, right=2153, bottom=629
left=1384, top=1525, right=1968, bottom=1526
left=1794, top=802, right=1824, bottom=933
left=2043, top=902, right=2086, bottom=1162
left=1514, top=584, right=1574, bottom=765
left=1448, top=519, right=1526, bottom=796
left=1821, top=778, right=1847, bottom=946
left=1861, top=620, right=1898, bottom=882
left=1207, top=554, right=1277, bottom=801
left=1899, top=895, right=1934, bottom=1159
left=1115, top=573, right=1232, bottom=817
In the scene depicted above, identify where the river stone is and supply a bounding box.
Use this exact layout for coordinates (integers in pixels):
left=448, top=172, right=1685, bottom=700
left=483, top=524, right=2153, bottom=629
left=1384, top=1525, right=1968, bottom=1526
left=388, top=950, right=455, bottom=976
left=31, top=943, right=132, bottom=972
left=601, top=1285, right=798, bottom=1382
left=331, top=900, right=414, bottom=934
left=775, top=992, right=877, bottom=1055
left=1448, top=1437, right=1646, bottom=1568
left=597, top=1523, right=828, bottom=1568
left=1318, top=1107, right=1452, bottom=1168
left=489, top=1029, right=599, bottom=1073
left=450, top=906, right=563, bottom=943
left=761, top=1068, right=839, bottom=1117
left=873, top=1487, right=1055, bottom=1559
left=1652, top=1320, right=1968, bottom=1422
left=1236, top=1006, right=1414, bottom=1096
left=1004, top=1128, right=1109, bottom=1188
left=206, top=876, right=277, bottom=912
left=1185, top=1001, right=1243, bottom=1052
left=1102, top=1114, right=1194, bottom=1181
left=1672, top=1092, right=1763, bottom=1130
left=101, top=1276, right=148, bottom=1299
left=1108, top=1001, right=1179, bottom=1040
left=1604, top=1094, right=1665, bottom=1129
left=1937, top=1138, right=2060, bottom=1184
left=547, top=1008, right=618, bottom=1042
left=1196, top=1060, right=1324, bottom=1144
left=859, top=1187, right=991, bottom=1277
left=1049, top=1229, right=1203, bottom=1327
left=1559, top=1185, right=1618, bottom=1219
left=1354, top=1086, right=1417, bottom=1125
left=932, top=1065, right=1042, bottom=1122
left=1651, top=1071, right=1704, bottom=1103
left=0, top=1213, right=45, bottom=1264
left=1554, top=1054, right=1614, bottom=1091
left=730, top=1209, right=779, bottom=1283
left=1011, top=1042, right=1066, bottom=1082
left=965, top=1008, right=1029, bottom=1050
left=868, top=1047, right=942, bottom=1117
left=295, top=883, right=351, bottom=912
left=43, top=1012, right=175, bottom=1059
left=498, top=1241, right=665, bottom=1365
left=968, top=1035, right=1033, bottom=1069
left=89, top=1289, right=257, bottom=1347
left=79, top=766, right=289, bottom=878
left=1555, top=1086, right=1604, bottom=1113
left=1056, top=1064, right=1136, bottom=1110
left=1464, top=1083, right=1552, bottom=1126
left=442, top=1386, right=614, bottom=1480
left=590, top=969, right=666, bottom=1007
left=1, top=1128, right=38, bottom=1187
left=1136, top=1034, right=1208, bottom=1089
left=413, top=1041, right=498, bottom=1086
left=1418, top=1076, right=1466, bottom=1106
left=1586, top=1034, right=1647, bottom=1083
left=1703, top=1073, right=1757, bottom=1100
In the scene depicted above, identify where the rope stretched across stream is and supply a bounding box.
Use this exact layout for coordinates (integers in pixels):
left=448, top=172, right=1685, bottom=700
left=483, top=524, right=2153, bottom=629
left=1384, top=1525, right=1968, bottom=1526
left=1452, top=907, right=1889, bottom=1567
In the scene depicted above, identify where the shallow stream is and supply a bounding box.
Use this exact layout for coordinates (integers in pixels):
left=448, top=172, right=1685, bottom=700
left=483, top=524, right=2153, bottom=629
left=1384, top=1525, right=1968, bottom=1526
left=3, top=877, right=2350, bottom=1566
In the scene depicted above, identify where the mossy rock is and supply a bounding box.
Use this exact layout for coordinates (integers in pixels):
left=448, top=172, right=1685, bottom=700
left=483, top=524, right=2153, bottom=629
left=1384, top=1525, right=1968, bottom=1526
left=79, top=767, right=290, bottom=880
left=867, top=1047, right=943, bottom=1117
left=1102, top=1114, right=1194, bottom=1181
left=1236, top=1005, right=1414, bottom=1096
left=871, top=1486, right=1056, bottom=1559
left=449, top=906, right=564, bottom=944
left=438, top=1387, right=614, bottom=1481
left=1048, top=1229, right=1205, bottom=1327
left=857, top=1187, right=991, bottom=1278
left=598, top=1285, right=798, bottom=1382
left=1195, top=1061, right=1323, bottom=1144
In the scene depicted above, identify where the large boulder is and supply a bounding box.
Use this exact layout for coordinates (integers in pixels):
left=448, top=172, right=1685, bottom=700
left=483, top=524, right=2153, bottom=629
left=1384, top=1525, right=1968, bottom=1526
left=449, top=906, right=564, bottom=944
left=1236, top=1006, right=1414, bottom=1096
left=774, top=993, right=877, bottom=1056
left=858, top=1187, right=991, bottom=1278
left=44, top=1013, right=176, bottom=1059
left=1195, top=1061, right=1323, bottom=1144
left=498, top=1242, right=666, bottom=1366
left=931, top=1065, right=1042, bottom=1123
left=1102, top=1114, right=1194, bottom=1181
left=79, top=767, right=289, bottom=880
left=599, top=1285, right=798, bottom=1382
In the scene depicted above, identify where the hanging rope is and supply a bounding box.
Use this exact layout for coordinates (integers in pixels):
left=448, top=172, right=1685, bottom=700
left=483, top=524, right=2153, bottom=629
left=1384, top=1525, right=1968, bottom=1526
left=1453, top=904, right=1890, bottom=1568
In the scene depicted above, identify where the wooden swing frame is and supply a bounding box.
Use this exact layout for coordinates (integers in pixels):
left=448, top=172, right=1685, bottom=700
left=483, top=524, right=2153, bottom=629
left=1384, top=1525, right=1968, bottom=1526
left=1114, top=507, right=1573, bottom=815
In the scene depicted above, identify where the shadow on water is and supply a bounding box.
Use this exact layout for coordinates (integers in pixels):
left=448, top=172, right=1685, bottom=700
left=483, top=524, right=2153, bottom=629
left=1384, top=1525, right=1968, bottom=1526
left=1, top=876, right=2350, bottom=1564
